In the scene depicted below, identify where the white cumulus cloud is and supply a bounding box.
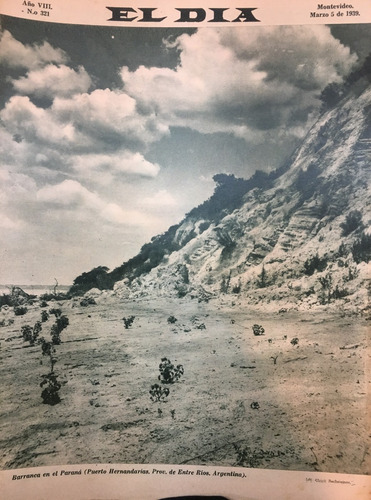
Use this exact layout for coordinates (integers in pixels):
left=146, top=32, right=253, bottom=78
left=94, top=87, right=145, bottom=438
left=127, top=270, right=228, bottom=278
left=1, top=96, right=76, bottom=144
left=0, top=30, right=67, bottom=69
left=121, top=26, right=357, bottom=140
left=12, top=64, right=92, bottom=98
left=36, top=179, right=158, bottom=226
left=72, top=151, right=160, bottom=180
left=52, top=88, right=169, bottom=145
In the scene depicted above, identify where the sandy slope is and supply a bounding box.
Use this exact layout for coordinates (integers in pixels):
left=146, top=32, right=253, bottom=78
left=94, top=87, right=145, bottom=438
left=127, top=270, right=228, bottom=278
left=0, top=296, right=369, bottom=474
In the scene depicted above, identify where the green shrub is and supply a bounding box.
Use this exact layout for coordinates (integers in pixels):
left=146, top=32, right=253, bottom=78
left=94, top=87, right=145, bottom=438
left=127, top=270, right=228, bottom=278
left=303, top=254, right=327, bottom=275
left=352, top=232, right=371, bottom=263
left=40, top=292, right=68, bottom=301
left=41, top=338, right=53, bottom=356
left=320, top=82, right=343, bottom=110
left=176, top=285, right=188, bottom=298
left=49, top=308, right=62, bottom=318
left=21, top=321, right=42, bottom=345
left=177, top=264, right=189, bottom=284
left=337, top=242, right=348, bottom=258
left=0, top=294, right=12, bottom=308
left=340, top=210, right=364, bottom=237
left=158, top=358, right=184, bottom=384
left=331, top=286, right=349, bottom=300
left=232, top=279, right=242, bottom=294
left=220, top=272, right=231, bottom=293
left=56, top=315, right=69, bottom=331
left=199, top=221, right=210, bottom=233
left=295, top=164, right=321, bottom=198
left=41, top=310, right=49, bottom=322
left=318, top=273, right=333, bottom=304
left=51, top=324, right=61, bottom=345
left=50, top=315, right=69, bottom=345
left=252, top=324, right=265, bottom=336
left=256, top=266, right=268, bottom=288
left=14, top=306, right=28, bottom=316
left=123, top=316, right=135, bottom=329
left=33, top=321, right=42, bottom=342
left=69, top=266, right=110, bottom=296
left=345, top=265, right=359, bottom=281
left=0, top=318, right=14, bottom=327
left=21, top=325, right=33, bottom=344
left=80, top=297, right=96, bottom=307
left=149, top=383, right=170, bottom=402
left=40, top=372, right=61, bottom=405
left=40, top=339, right=57, bottom=371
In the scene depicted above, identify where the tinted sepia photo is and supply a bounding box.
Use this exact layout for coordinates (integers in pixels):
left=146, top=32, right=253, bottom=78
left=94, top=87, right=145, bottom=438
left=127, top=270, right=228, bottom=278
left=0, top=7, right=370, bottom=491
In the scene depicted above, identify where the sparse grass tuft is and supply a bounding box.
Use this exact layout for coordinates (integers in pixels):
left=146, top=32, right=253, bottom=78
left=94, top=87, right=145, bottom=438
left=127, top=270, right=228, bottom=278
left=234, top=443, right=285, bottom=468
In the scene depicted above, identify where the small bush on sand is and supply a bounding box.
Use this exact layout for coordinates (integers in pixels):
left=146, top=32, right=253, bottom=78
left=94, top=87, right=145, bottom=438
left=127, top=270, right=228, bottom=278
left=0, top=294, right=12, bottom=308
left=0, top=318, right=14, bottom=327
left=158, top=357, right=184, bottom=384
left=167, top=316, right=177, bottom=324
left=49, top=308, right=62, bottom=318
left=56, top=315, right=69, bottom=332
left=232, top=281, right=242, bottom=294
left=123, top=316, right=135, bottom=329
left=318, top=273, right=333, bottom=304
left=40, top=338, right=58, bottom=372
left=33, top=321, right=42, bottom=342
left=40, top=372, right=61, bottom=405
left=252, top=324, right=265, bottom=336
left=21, top=325, right=33, bottom=344
left=50, top=324, right=61, bottom=345
left=80, top=297, right=96, bottom=307
left=291, top=337, right=299, bottom=346
left=50, top=315, right=69, bottom=345
left=196, top=323, right=206, bottom=330
left=14, top=306, right=28, bottom=316
left=149, top=383, right=170, bottom=402
left=21, top=321, right=42, bottom=345
left=37, top=311, right=65, bottom=405
left=41, top=310, right=49, bottom=322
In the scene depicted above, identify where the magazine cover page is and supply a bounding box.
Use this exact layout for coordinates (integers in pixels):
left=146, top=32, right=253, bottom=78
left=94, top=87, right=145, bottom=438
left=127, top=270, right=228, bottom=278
left=0, top=0, right=370, bottom=498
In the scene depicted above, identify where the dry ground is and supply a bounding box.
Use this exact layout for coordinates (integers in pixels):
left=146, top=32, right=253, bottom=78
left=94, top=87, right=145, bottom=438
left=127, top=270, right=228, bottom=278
left=0, top=296, right=369, bottom=474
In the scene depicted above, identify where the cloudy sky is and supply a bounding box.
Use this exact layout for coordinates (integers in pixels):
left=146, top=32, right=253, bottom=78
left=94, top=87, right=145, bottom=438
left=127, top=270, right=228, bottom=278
left=0, top=17, right=368, bottom=285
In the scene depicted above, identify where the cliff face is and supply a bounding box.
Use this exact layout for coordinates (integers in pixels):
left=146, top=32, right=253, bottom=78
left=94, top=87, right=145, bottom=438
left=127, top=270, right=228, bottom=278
left=108, top=77, right=370, bottom=312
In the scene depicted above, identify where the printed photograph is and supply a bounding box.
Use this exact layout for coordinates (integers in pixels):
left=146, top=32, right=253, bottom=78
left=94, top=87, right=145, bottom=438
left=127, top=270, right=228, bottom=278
left=0, top=16, right=370, bottom=474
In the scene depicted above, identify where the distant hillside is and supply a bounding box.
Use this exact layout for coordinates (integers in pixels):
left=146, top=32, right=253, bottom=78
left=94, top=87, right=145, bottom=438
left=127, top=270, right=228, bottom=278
left=70, top=60, right=371, bottom=312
